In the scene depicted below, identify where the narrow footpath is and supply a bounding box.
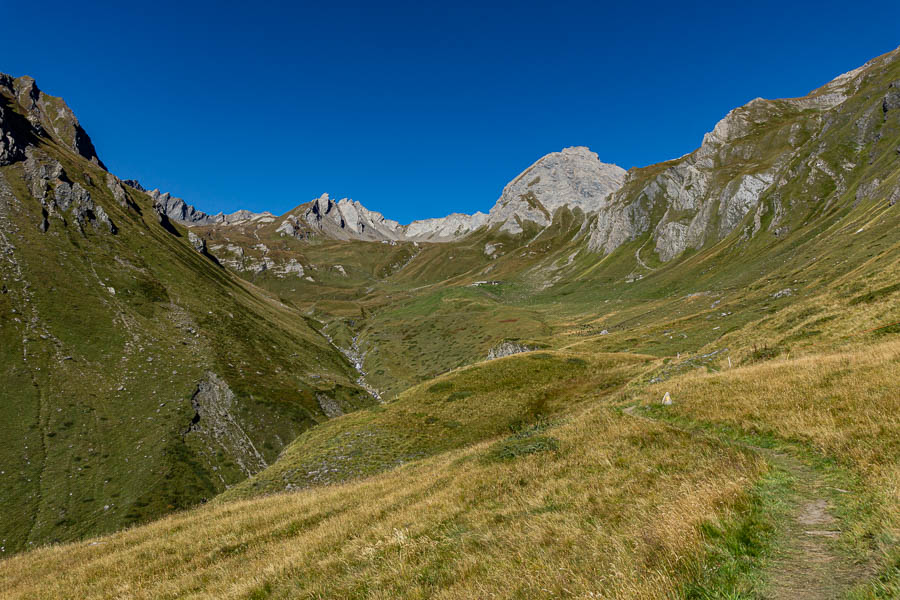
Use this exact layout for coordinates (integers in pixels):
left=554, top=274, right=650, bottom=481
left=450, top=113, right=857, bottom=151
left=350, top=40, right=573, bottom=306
left=623, top=405, right=869, bottom=599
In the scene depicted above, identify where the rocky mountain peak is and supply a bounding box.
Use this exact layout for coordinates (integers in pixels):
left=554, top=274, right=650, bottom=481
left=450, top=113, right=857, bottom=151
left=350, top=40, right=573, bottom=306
left=148, top=188, right=273, bottom=227
left=300, top=193, right=403, bottom=240
left=486, top=146, right=626, bottom=234
left=588, top=44, right=900, bottom=263
left=0, top=73, right=104, bottom=168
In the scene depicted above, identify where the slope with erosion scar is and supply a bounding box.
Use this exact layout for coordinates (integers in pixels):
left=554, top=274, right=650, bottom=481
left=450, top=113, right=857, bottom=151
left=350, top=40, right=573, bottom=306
left=0, top=75, right=374, bottom=553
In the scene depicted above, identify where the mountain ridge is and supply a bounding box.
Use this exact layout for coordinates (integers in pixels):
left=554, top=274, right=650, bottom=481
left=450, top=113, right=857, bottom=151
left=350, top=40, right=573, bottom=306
left=0, top=43, right=898, bottom=584
left=132, top=145, right=626, bottom=243
left=77, top=46, right=900, bottom=259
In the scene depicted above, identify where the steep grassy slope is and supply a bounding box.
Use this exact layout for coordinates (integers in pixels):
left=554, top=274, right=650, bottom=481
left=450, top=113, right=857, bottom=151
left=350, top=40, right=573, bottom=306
left=1, top=372, right=766, bottom=599
left=0, top=78, right=371, bottom=553
left=5, top=259, right=897, bottom=597
left=221, top=349, right=649, bottom=498
left=2, top=47, right=900, bottom=597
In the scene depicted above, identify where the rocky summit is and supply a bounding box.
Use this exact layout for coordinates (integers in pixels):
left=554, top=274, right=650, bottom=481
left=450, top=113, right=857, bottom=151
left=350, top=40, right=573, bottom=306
left=486, top=146, right=626, bottom=234
left=151, top=147, right=625, bottom=244
left=1, top=44, right=900, bottom=600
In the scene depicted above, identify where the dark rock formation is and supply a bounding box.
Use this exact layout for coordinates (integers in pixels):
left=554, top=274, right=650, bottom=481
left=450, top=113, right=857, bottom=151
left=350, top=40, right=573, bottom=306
left=0, top=73, right=105, bottom=168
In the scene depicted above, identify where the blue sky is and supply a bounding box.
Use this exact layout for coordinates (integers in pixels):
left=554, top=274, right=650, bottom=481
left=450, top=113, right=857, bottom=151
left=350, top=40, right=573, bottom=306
left=5, top=1, right=899, bottom=223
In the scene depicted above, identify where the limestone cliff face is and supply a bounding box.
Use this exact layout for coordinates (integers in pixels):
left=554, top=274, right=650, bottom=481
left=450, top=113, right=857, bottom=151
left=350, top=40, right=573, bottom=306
left=486, top=146, right=626, bottom=234
left=588, top=46, right=900, bottom=262
left=147, top=188, right=274, bottom=226
left=277, top=193, right=488, bottom=242
left=276, top=147, right=624, bottom=243
left=301, top=194, right=405, bottom=241
left=403, top=211, right=489, bottom=241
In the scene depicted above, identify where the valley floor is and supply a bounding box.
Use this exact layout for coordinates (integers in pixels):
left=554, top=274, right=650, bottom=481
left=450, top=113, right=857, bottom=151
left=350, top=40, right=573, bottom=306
left=3, top=43, right=900, bottom=598
left=2, top=337, right=897, bottom=599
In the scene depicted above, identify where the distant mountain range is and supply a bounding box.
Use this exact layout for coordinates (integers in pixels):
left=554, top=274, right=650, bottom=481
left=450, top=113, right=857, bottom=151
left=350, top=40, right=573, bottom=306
left=1, top=43, right=899, bottom=564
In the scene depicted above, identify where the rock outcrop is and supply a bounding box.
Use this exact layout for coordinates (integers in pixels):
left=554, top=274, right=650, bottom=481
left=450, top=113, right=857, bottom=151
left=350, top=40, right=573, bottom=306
left=487, top=341, right=536, bottom=360
left=301, top=194, right=405, bottom=241
left=486, top=146, right=626, bottom=235
left=185, top=372, right=268, bottom=477
left=587, top=45, right=900, bottom=262
left=292, top=193, right=488, bottom=242
left=0, top=102, right=27, bottom=166
left=404, top=211, right=489, bottom=240
left=149, top=189, right=274, bottom=227
left=0, top=73, right=104, bottom=168
left=188, top=231, right=206, bottom=254
left=122, top=179, right=145, bottom=192
left=22, top=149, right=115, bottom=234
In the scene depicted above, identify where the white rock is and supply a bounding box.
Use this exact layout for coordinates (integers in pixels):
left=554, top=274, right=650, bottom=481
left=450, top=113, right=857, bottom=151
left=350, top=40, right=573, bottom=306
left=487, top=146, right=626, bottom=234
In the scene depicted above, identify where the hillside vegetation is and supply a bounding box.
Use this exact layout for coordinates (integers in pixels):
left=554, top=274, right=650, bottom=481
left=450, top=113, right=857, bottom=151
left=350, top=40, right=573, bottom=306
left=0, top=77, right=371, bottom=553
left=1, top=47, right=900, bottom=598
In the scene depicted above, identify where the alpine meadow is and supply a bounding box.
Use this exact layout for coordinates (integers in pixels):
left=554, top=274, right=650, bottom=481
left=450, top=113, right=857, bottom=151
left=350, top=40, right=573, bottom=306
left=1, top=33, right=899, bottom=600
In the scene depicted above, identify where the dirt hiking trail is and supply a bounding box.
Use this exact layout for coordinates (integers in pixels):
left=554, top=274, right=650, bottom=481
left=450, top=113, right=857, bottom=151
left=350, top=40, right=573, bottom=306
left=623, top=405, right=869, bottom=599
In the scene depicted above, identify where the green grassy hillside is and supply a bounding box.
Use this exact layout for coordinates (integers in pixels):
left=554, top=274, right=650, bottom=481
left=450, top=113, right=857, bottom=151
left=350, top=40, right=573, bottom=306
left=0, top=80, right=372, bottom=553
left=1, top=48, right=900, bottom=598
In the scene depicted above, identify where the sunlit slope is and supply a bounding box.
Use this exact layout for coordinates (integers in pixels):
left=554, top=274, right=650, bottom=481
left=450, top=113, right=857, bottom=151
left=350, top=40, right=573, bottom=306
left=0, top=89, right=371, bottom=551
left=0, top=369, right=764, bottom=600
left=221, top=349, right=650, bottom=499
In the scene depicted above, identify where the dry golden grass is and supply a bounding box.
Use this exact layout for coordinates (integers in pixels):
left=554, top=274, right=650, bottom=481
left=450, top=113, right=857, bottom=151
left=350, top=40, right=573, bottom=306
left=221, top=350, right=651, bottom=499
left=643, top=339, right=900, bottom=537
left=0, top=399, right=763, bottom=599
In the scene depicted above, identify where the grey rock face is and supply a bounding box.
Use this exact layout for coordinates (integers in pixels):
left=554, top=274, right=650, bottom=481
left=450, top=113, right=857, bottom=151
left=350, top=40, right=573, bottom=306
left=487, top=341, right=536, bottom=360
left=403, top=211, right=489, bottom=241
left=0, top=73, right=104, bottom=168
left=588, top=142, right=781, bottom=260
left=295, top=193, right=488, bottom=242
left=151, top=190, right=218, bottom=225
left=487, top=146, right=626, bottom=235
left=149, top=189, right=273, bottom=227
left=302, top=194, right=402, bottom=241
left=105, top=173, right=130, bottom=208
left=208, top=243, right=245, bottom=270
left=882, top=80, right=900, bottom=114
left=22, top=149, right=116, bottom=234
left=0, top=104, right=27, bottom=166
left=121, top=179, right=145, bottom=192
left=276, top=258, right=305, bottom=278
left=304, top=194, right=402, bottom=240
left=23, top=150, right=65, bottom=199
left=185, top=372, right=268, bottom=477
left=208, top=241, right=304, bottom=277
left=275, top=219, right=296, bottom=236
left=188, top=231, right=206, bottom=254
left=93, top=204, right=117, bottom=234
left=56, top=182, right=116, bottom=233
left=316, top=393, right=344, bottom=419
left=586, top=49, right=896, bottom=263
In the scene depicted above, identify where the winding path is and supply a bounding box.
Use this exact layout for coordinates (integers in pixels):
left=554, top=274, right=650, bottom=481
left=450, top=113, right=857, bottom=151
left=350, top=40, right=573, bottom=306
left=634, top=238, right=656, bottom=272
left=623, top=405, right=867, bottom=599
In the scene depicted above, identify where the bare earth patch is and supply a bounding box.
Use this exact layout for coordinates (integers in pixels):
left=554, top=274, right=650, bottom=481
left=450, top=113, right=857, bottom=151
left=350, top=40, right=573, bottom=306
left=764, top=449, right=870, bottom=600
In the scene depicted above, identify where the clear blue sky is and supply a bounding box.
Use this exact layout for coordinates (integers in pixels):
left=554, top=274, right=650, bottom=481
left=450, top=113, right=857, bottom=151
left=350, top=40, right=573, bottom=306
left=4, top=1, right=898, bottom=223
